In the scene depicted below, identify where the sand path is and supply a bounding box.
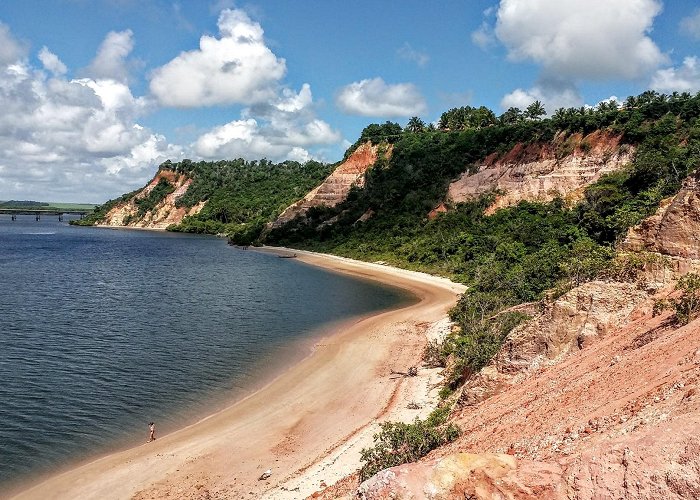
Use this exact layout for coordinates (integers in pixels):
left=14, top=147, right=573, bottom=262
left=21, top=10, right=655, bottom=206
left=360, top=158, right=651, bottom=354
left=11, top=249, right=465, bottom=500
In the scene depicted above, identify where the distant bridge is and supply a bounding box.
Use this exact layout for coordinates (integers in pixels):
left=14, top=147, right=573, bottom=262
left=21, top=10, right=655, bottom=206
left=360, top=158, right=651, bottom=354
left=0, top=208, right=92, bottom=221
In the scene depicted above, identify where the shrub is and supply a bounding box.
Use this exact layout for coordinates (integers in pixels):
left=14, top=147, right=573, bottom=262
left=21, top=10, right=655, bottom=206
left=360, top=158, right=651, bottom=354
left=358, top=406, right=460, bottom=481
left=447, top=295, right=529, bottom=387
left=601, top=251, right=670, bottom=284
left=422, top=339, right=448, bottom=368
left=438, top=385, right=454, bottom=400
left=653, top=272, right=700, bottom=325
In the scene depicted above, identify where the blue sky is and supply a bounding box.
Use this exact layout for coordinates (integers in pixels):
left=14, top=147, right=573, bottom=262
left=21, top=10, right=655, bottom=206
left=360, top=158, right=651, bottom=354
left=0, top=0, right=698, bottom=203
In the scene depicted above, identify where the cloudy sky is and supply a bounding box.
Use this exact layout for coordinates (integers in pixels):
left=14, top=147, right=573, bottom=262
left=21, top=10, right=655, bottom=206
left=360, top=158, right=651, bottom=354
left=0, top=0, right=698, bottom=203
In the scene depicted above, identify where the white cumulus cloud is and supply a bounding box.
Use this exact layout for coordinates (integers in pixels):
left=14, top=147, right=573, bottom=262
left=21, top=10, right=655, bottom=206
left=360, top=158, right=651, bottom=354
left=194, top=83, right=341, bottom=161
left=38, top=47, right=67, bottom=76
left=149, top=8, right=286, bottom=107
left=501, top=78, right=583, bottom=113
left=494, top=0, right=666, bottom=80
left=651, top=57, right=700, bottom=93
left=0, top=22, right=26, bottom=65
left=335, top=77, right=427, bottom=117
left=0, top=27, right=181, bottom=203
left=681, top=9, right=700, bottom=39
left=84, top=30, right=135, bottom=83
left=101, top=132, right=180, bottom=176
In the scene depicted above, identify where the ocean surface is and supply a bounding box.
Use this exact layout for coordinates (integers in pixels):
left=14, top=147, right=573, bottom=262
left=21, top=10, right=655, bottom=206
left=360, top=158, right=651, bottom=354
left=0, top=216, right=411, bottom=490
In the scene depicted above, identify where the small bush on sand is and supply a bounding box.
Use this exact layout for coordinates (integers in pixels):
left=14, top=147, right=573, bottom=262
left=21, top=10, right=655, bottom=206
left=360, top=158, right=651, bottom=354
left=422, top=339, right=449, bottom=368
left=358, top=406, right=460, bottom=482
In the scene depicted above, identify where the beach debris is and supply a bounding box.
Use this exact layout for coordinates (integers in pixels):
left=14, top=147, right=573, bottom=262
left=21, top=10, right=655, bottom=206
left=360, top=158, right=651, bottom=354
left=390, top=366, right=419, bottom=378
left=258, top=469, right=272, bottom=480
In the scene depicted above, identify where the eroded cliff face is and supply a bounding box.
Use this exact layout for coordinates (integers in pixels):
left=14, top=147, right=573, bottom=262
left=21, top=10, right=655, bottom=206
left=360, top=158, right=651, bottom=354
left=447, top=131, right=634, bottom=214
left=352, top=185, right=700, bottom=499
left=459, top=281, right=651, bottom=407
left=358, top=453, right=566, bottom=499
left=97, top=169, right=204, bottom=229
left=269, top=142, right=386, bottom=228
left=624, top=170, right=700, bottom=261
left=355, top=280, right=700, bottom=499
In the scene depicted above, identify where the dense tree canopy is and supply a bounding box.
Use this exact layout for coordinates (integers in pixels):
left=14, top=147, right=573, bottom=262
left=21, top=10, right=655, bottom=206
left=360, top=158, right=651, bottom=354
left=169, top=158, right=332, bottom=242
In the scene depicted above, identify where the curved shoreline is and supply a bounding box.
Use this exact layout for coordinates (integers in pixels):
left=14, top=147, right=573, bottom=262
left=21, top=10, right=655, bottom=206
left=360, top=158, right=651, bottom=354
left=11, top=248, right=465, bottom=500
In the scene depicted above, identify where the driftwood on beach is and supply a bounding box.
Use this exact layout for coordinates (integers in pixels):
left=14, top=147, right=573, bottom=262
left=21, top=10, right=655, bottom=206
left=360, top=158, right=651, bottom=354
left=390, top=366, right=418, bottom=378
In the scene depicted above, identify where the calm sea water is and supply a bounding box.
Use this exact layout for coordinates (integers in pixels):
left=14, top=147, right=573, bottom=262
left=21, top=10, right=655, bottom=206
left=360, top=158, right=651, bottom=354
left=0, top=216, right=411, bottom=489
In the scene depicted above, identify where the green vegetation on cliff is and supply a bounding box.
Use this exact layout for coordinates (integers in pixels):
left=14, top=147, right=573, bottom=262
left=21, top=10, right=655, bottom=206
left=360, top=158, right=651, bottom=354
left=654, top=272, right=700, bottom=325
left=165, top=158, right=332, bottom=241
left=270, top=91, right=700, bottom=259
left=118, top=178, right=176, bottom=225
left=75, top=159, right=332, bottom=236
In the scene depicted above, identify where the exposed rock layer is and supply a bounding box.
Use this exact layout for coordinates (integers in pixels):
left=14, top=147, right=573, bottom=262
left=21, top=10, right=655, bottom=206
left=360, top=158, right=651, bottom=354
left=358, top=453, right=566, bottom=499
left=460, top=281, right=649, bottom=406
left=97, top=169, right=204, bottom=229
left=447, top=131, right=634, bottom=214
left=357, top=287, right=700, bottom=499
left=624, top=170, right=700, bottom=260
left=269, top=142, right=385, bottom=228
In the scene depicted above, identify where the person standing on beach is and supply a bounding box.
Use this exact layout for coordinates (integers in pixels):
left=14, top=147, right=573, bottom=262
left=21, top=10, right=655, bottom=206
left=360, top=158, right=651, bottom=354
left=148, top=422, right=156, bottom=442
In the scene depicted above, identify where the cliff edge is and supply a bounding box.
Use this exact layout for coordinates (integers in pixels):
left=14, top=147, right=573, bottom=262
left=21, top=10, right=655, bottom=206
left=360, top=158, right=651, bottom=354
left=624, top=170, right=700, bottom=261
left=96, top=169, right=204, bottom=229
left=448, top=131, right=633, bottom=214
left=268, top=142, right=386, bottom=229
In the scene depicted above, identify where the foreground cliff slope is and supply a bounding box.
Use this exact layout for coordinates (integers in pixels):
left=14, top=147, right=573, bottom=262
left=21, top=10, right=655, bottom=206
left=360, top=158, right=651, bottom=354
left=360, top=305, right=700, bottom=499
left=353, top=172, right=700, bottom=499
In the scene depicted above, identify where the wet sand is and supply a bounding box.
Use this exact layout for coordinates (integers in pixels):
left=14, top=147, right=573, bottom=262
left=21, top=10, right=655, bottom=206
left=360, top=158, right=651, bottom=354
left=11, top=248, right=465, bottom=499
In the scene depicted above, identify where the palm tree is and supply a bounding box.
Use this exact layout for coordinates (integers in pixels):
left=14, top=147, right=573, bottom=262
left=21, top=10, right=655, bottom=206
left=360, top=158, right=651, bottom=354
left=525, top=100, right=546, bottom=120
left=406, top=116, right=426, bottom=133
left=470, top=106, right=497, bottom=128
left=499, top=107, right=523, bottom=125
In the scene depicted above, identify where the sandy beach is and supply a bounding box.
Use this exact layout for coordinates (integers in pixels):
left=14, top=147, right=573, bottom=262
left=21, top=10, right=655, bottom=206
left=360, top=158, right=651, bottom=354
left=10, top=248, right=465, bottom=500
